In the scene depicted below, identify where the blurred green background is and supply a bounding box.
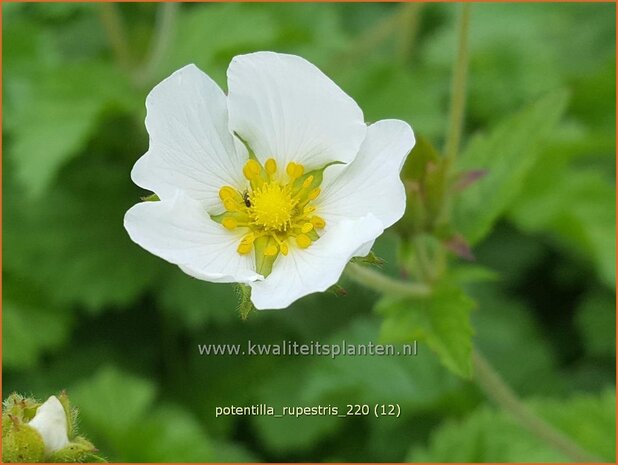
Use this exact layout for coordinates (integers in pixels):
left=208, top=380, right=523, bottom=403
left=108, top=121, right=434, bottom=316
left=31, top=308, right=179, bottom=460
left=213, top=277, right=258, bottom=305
left=3, top=2, right=616, bottom=462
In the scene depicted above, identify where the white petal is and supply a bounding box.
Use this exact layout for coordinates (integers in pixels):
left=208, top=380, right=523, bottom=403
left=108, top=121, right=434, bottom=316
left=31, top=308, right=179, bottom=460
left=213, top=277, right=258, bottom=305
left=132, top=64, right=247, bottom=212
left=249, top=215, right=383, bottom=310
left=227, top=52, right=366, bottom=170
left=124, top=193, right=261, bottom=283
left=319, top=119, right=415, bottom=228
left=354, top=240, right=375, bottom=258
left=29, top=396, right=69, bottom=454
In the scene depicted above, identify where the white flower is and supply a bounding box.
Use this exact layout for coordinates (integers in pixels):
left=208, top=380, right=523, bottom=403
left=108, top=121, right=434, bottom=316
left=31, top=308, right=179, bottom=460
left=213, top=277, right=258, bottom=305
left=28, top=396, right=70, bottom=454
left=124, top=52, right=415, bottom=310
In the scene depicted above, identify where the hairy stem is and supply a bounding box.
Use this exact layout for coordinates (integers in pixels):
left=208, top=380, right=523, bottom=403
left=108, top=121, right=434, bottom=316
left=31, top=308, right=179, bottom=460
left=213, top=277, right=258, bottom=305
left=443, top=3, right=471, bottom=165
left=438, top=3, right=471, bottom=226
left=473, top=350, right=602, bottom=463
left=98, top=3, right=131, bottom=71
left=138, top=3, right=178, bottom=86
left=397, top=2, right=424, bottom=64
left=348, top=264, right=602, bottom=462
left=345, top=263, right=431, bottom=298
left=330, top=3, right=410, bottom=69
left=412, top=235, right=434, bottom=282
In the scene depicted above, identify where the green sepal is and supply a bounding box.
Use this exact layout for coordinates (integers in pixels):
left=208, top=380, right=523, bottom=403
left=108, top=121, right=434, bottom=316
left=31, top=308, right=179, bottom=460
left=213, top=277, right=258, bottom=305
left=351, top=250, right=385, bottom=267
left=254, top=236, right=279, bottom=278
left=234, top=132, right=257, bottom=160
left=236, top=284, right=255, bottom=320
left=3, top=393, right=38, bottom=422
left=397, top=134, right=448, bottom=235
left=140, top=193, right=160, bottom=202
left=327, top=284, right=348, bottom=297
left=3, top=422, right=46, bottom=463
left=2, top=392, right=104, bottom=463
left=3, top=415, right=12, bottom=437
left=402, top=134, right=440, bottom=181
left=210, top=210, right=250, bottom=225
left=292, top=160, right=345, bottom=193
left=233, top=132, right=270, bottom=187
left=306, top=229, right=320, bottom=241
left=209, top=212, right=226, bottom=224
left=84, top=454, right=108, bottom=463
left=48, top=436, right=102, bottom=463
left=57, top=391, right=76, bottom=439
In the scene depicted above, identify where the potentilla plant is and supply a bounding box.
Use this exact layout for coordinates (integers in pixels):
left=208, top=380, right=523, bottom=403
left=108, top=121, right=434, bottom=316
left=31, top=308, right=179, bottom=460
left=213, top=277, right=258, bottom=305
left=124, top=51, right=415, bottom=313
left=2, top=392, right=103, bottom=463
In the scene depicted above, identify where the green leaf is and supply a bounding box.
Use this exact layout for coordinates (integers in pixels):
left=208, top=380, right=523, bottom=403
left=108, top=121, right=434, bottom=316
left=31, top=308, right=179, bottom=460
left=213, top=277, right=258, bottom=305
left=340, top=62, right=447, bottom=140
left=2, top=275, right=73, bottom=370
left=120, top=405, right=213, bottom=462
left=510, top=168, right=616, bottom=288
left=471, top=287, right=560, bottom=395
left=4, top=155, right=165, bottom=311
left=409, top=390, right=616, bottom=462
left=158, top=269, right=239, bottom=328
left=163, top=3, right=278, bottom=85
left=575, top=289, right=616, bottom=357
left=376, top=285, right=476, bottom=378
left=539, top=389, right=616, bottom=461
left=454, top=91, right=569, bottom=244
left=7, top=62, right=135, bottom=198
left=252, top=318, right=464, bottom=455
left=71, top=366, right=157, bottom=438
left=252, top=366, right=342, bottom=454
left=71, top=366, right=251, bottom=462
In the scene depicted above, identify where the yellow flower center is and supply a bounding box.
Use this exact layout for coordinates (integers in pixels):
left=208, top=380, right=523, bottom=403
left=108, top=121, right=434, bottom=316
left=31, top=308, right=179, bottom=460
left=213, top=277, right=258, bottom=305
left=249, top=183, right=295, bottom=231
left=213, top=156, right=328, bottom=275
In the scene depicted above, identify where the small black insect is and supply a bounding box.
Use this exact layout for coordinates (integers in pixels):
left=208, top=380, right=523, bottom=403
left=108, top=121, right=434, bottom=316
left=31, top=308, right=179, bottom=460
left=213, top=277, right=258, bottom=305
left=243, top=190, right=251, bottom=207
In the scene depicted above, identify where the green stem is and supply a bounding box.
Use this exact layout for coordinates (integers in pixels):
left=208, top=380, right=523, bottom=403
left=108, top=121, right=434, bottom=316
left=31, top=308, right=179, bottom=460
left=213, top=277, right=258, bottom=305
left=443, top=3, right=471, bottom=165
left=412, top=235, right=433, bottom=282
left=473, top=350, right=602, bottom=463
left=137, top=3, right=178, bottom=86
left=330, top=3, right=407, bottom=69
left=397, top=2, right=424, bottom=64
left=345, top=263, right=431, bottom=298
left=349, top=264, right=602, bottom=462
left=438, top=3, right=471, bottom=226
left=98, top=3, right=132, bottom=71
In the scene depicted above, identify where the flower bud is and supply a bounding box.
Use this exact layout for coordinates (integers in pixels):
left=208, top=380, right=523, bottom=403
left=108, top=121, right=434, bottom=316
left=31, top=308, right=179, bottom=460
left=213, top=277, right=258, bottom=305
left=28, top=396, right=70, bottom=454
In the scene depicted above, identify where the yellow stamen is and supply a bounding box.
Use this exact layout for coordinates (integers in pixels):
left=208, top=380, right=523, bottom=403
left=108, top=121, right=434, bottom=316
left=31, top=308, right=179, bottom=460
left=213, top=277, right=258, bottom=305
left=264, top=244, right=279, bottom=256
left=311, top=215, right=326, bottom=229
left=219, top=186, right=238, bottom=201
left=218, top=158, right=327, bottom=262
left=237, top=242, right=252, bottom=255
left=265, top=158, right=277, bottom=175
left=286, top=162, right=304, bottom=180
left=222, top=217, right=238, bottom=230
left=308, top=188, right=321, bottom=200
left=249, top=183, right=295, bottom=230
left=241, top=233, right=256, bottom=244
left=224, top=198, right=240, bottom=211
left=243, top=159, right=261, bottom=180
left=302, top=175, right=314, bottom=189
left=296, top=234, right=312, bottom=249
